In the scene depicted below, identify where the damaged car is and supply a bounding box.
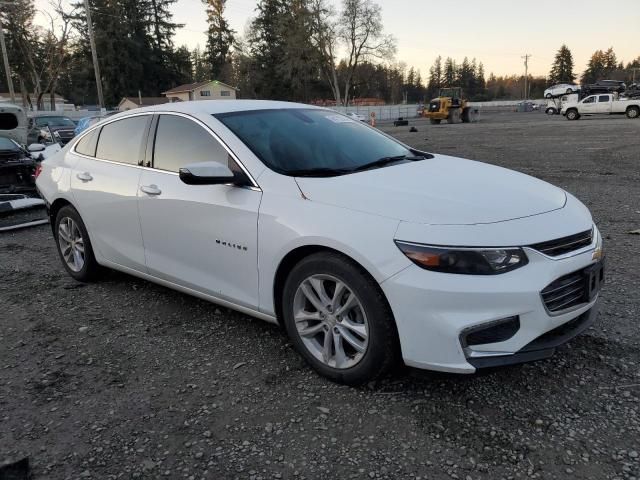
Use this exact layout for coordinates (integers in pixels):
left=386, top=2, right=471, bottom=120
left=0, top=137, right=40, bottom=193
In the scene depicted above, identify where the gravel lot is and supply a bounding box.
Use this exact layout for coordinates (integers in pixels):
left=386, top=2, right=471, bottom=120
left=1, top=111, right=639, bottom=480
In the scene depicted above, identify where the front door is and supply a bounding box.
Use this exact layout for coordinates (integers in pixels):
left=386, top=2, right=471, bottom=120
left=580, top=96, right=597, bottom=115
left=137, top=113, right=262, bottom=309
left=70, top=115, right=151, bottom=271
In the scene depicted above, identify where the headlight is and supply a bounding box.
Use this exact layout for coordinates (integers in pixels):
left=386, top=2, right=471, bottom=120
left=40, top=129, right=52, bottom=140
left=395, top=241, right=528, bottom=275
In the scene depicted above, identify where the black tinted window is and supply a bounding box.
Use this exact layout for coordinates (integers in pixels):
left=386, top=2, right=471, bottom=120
left=153, top=115, right=230, bottom=172
left=96, top=116, right=149, bottom=165
left=583, top=97, right=595, bottom=104
left=0, top=113, right=19, bottom=130
left=75, top=128, right=99, bottom=157
left=598, top=95, right=610, bottom=102
left=215, top=109, right=413, bottom=175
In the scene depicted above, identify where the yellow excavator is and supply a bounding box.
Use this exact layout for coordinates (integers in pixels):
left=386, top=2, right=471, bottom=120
left=424, top=87, right=472, bottom=124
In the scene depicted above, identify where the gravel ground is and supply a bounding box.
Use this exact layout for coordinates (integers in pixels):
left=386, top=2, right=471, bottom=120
left=1, top=111, right=639, bottom=480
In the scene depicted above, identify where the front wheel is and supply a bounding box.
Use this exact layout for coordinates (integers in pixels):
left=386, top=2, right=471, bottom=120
left=55, top=205, right=101, bottom=281
left=566, top=109, right=580, bottom=120
left=626, top=106, right=639, bottom=119
left=281, top=252, right=399, bottom=385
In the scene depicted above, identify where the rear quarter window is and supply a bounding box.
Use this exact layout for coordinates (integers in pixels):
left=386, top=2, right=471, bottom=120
left=75, top=128, right=100, bottom=157
left=0, top=112, right=18, bottom=130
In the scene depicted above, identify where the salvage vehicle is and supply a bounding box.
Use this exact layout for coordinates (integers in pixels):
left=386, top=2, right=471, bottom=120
left=544, top=83, right=580, bottom=98
left=562, top=93, right=640, bottom=120
left=28, top=114, right=76, bottom=145
left=0, top=102, right=29, bottom=145
left=0, top=137, right=40, bottom=193
left=36, top=101, right=604, bottom=385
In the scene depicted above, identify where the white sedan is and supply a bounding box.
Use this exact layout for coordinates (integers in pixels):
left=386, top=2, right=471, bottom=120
left=36, top=101, right=604, bottom=385
left=544, top=83, right=581, bottom=98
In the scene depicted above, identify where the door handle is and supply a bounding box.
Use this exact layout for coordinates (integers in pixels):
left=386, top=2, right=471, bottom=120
left=76, top=172, right=93, bottom=182
left=140, top=184, right=162, bottom=196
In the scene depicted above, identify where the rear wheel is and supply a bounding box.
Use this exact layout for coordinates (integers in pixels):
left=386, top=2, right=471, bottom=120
left=626, top=106, right=639, bottom=119
left=566, top=88, right=573, bottom=94
left=429, top=118, right=441, bottom=125
left=566, top=109, right=580, bottom=120
left=55, top=205, right=101, bottom=281
left=461, top=107, right=471, bottom=123
left=546, top=107, right=557, bottom=115
left=545, top=93, right=552, bottom=99
left=281, top=252, right=399, bottom=385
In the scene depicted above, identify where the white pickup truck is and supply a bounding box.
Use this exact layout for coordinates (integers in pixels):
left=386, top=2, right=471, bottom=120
left=562, top=93, right=640, bottom=120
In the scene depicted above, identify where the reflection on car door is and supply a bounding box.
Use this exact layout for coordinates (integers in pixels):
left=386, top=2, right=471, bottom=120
left=137, top=113, right=262, bottom=309
left=71, top=115, right=151, bottom=271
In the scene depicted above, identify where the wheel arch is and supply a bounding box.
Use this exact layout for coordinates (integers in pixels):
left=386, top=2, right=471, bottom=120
left=272, top=244, right=396, bottom=330
left=49, top=197, right=73, bottom=235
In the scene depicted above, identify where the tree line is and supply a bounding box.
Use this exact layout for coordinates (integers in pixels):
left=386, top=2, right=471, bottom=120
left=0, top=0, right=638, bottom=109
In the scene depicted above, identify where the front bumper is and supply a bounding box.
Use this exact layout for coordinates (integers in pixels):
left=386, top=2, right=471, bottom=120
left=381, top=244, right=602, bottom=374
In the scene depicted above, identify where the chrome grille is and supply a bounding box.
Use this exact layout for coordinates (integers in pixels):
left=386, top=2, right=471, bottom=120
left=530, top=229, right=593, bottom=257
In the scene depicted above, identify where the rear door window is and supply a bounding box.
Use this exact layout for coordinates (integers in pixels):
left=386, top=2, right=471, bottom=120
left=0, top=113, right=18, bottom=130
left=598, top=95, right=610, bottom=102
left=96, top=116, right=150, bottom=165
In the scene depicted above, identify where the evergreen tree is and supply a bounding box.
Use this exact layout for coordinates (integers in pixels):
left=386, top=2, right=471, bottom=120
left=582, top=49, right=607, bottom=84
left=203, top=0, right=235, bottom=81
left=443, top=57, right=456, bottom=86
left=549, top=45, right=575, bottom=83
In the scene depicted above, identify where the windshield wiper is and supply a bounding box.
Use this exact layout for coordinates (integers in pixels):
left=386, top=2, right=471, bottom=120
left=287, top=167, right=353, bottom=178
left=352, top=154, right=426, bottom=172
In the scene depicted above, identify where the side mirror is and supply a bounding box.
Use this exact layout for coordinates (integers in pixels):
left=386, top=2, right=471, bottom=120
left=179, top=161, right=236, bottom=185
left=28, top=143, right=46, bottom=152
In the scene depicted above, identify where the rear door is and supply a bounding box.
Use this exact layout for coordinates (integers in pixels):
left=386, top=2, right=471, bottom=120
left=597, top=95, right=612, bottom=113
left=137, top=113, right=262, bottom=309
left=70, top=114, right=152, bottom=271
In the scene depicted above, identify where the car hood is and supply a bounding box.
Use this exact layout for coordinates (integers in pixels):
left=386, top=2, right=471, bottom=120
left=295, top=155, right=567, bottom=225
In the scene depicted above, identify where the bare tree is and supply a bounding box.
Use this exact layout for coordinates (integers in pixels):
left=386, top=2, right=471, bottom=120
left=309, top=0, right=341, bottom=105
left=338, top=0, right=395, bottom=105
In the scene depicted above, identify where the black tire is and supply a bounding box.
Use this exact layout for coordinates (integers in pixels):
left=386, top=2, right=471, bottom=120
left=545, top=93, right=552, bottom=99
left=461, top=107, right=471, bottom=123
left=281, top=252, right=400, bottom=385
left=429, top=118, right=441, bottom=125
left=566, top=88, right=573, bottom=94
left=545, top=107, right=556, bottom=115
left=626, top=106, right=639, bottom=119
left=54, top=205, right=101, bottom=282
left=566, top=109, right=580, bottom=121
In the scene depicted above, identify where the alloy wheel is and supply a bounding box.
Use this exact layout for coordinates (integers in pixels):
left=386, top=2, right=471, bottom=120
left=58, top=216, right=85, bottom=272
left=292, top=274, right=369, bottom=369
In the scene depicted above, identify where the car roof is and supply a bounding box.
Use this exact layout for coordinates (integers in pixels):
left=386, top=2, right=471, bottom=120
left=114, top=100, right=321, bottom=118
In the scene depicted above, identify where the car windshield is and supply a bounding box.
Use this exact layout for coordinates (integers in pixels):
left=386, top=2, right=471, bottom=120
left=0, top=137, right=20, bottom=151
left=215, top=108, right=424, bottom=176
left=35, top=116, right=74, bottom=127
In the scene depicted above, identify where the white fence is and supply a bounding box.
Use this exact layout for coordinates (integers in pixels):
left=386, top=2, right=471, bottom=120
left=331, top=104, right=421, bottom=121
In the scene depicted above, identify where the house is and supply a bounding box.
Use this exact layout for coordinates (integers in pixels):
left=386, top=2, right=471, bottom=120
left=162, top=80, right=237, bottom=102
left=118, top=96, right=170, bottom=111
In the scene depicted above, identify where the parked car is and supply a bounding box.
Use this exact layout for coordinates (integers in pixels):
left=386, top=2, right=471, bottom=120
left=346, top=112, right=366, bottom=121
left=36, top=101, right=604, bottom=385
left=562, top=93, right=640, bottom=120
left=0, top=137, right=39, bottom=193
left=27, top=115, right=76, bottom=145
left=544, top=83, right=581, bottom=98
left=74, top=116, right=103, bottom=136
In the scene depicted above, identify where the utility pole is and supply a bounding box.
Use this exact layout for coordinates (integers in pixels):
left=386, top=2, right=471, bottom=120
left=522, top=54, right=531, bottom=100
left=0, top=15, right=16, bottom=103
left=84, top=0, right=104, bottom=109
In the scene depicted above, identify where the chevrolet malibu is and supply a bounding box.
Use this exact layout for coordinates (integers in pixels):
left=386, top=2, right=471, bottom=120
left=36, top=101, right=604, bottom=385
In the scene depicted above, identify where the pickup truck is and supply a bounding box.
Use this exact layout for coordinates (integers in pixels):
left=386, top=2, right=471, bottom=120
left=562, top=94, right=640, bottom=120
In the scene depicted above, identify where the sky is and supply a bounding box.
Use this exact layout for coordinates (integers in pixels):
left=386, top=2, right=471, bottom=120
left=36, top=0, right=640, bottom=78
